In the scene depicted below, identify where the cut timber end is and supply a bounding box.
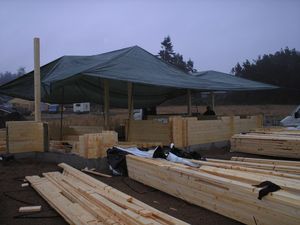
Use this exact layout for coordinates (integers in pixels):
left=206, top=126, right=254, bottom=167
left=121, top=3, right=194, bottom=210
left=21, top=183, right=29, bottom=187
left=19, top=206, right=41, bottom=213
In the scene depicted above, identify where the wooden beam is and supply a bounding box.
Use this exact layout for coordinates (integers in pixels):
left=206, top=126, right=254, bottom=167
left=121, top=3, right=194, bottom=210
left=128, top=82, right=133, bottom=120
left=103, top=79, right=109, bottom=130
left=34, top=37, right=41, bottom=122
left=127, top=82, right=133, bottom=141
left=187, top=89, right=192, bottom=116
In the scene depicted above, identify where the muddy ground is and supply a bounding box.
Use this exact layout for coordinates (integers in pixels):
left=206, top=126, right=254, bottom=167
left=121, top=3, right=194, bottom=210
left=0, top=149, right=283, bottom=225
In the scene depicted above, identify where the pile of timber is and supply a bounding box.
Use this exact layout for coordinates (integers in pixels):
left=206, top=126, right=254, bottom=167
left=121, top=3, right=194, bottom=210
left=230, top=130, right=300, bottom=158
left=26, top=163, right=188, bottom=225
left=6, top=121, right=48, bottom=153
left=127, top=155, right=300, bottom=225
left=0, top=129, right=6, bottom=153
left=74, top=131, right=118, bottom=158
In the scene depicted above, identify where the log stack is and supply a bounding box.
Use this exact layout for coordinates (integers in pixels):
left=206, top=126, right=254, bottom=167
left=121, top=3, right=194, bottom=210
left=26, top=163, right=188, bottom=225
left=75, top=131, right=118, bottom=158
left=230, top=131, right=300, bottom=158
left=127, top=155, right=300, bottom=225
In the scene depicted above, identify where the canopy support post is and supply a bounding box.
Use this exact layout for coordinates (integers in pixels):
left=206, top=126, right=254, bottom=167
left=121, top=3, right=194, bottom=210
left=60, top=87, right=64, bottom=141
left=126, top=82, right=133, bottom=141
left=211, top=92, right=215, bottom=111
left=34, top=37, right=41, bottom=122
left=103, top=79, right=110, bottom=130
left=187, top=89, right=192, bottom=116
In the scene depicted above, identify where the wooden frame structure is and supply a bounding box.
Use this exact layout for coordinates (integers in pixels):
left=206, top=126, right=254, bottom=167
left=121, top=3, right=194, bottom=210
left=126, top=115, right=263, bottom=147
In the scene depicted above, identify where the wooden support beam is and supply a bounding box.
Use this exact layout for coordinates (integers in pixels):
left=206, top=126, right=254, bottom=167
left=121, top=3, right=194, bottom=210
left=187, top=89, right=192, bottom=116
left=103, top=79, right=110, bottom=130
left=128, top=82, right=133, bottom=120
left=34, top=37, right=41, bottom=122
left=127, top=82, right=133, bottom=141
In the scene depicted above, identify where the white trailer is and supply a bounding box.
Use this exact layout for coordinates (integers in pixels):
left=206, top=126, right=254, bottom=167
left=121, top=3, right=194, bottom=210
left=73, top=102, right=90, bottom=114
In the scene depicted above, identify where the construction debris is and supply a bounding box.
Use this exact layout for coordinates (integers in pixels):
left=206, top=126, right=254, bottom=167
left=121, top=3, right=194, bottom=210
left=21, top=183, right=29, bottom=187
left=26, top=163, right=188, bottom=225
left=19, top=206, right=42, bottom=213
left=127, top=155, right=300, bottom=225
left=231, top=130, right=300, bottom=158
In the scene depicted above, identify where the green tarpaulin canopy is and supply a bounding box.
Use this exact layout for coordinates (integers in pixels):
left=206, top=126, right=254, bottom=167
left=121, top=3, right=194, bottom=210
left=0, top=46, right=277, bottom=108
left=193, top=70, right=276, bottom=90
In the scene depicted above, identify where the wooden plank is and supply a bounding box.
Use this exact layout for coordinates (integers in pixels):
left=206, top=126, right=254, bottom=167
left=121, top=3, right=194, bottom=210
left=19, top=206, right=41, bottom=213
left=81, top=168, right=112, bottom=178
left=231, top=156, right=300, bottom=167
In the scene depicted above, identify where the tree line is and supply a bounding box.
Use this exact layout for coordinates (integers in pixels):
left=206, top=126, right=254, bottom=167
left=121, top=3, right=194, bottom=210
left=0, top=67, right=25, bottom=85
left=226, top=47, right=300, bottom=104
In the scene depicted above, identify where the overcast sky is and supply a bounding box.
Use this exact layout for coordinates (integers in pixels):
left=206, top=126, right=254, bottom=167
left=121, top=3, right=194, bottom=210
left=1, top=0, right=299, bottom=73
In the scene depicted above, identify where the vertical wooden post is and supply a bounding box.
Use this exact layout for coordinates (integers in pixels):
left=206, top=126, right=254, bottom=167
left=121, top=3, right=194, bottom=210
left=103, top=79, right=109, bottom=130
left=128, top=82, right=133, bottom=120
left=187, top=89, right=192, bottom=116
left=211, top=92, right=215, bottom=111
left=34, top=37, right=41, bottom=122
left=60, top=87, right=64, bottom=141
left=126, top=82, right=133, bottom=141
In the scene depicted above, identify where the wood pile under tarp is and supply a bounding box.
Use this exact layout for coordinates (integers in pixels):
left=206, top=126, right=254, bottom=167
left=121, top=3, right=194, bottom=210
left=230, top=129, right=300, bottom=158
left=26, top=163, right=188, bottom=225
left=127, top=155, right=300, bottom=225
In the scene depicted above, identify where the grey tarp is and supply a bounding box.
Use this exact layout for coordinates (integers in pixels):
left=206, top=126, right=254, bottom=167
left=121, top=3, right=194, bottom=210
left=0, top=46, right=277, bottom=108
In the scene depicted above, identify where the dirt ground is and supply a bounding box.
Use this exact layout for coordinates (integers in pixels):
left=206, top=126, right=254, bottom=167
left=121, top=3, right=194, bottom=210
left=0, top=149, right=264, bottom=225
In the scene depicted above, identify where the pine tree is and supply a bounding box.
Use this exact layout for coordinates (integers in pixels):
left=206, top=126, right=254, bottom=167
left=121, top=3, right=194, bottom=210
left=158, top=36, right=197, bottom=73
left=158, top=36, right=174, bottom=63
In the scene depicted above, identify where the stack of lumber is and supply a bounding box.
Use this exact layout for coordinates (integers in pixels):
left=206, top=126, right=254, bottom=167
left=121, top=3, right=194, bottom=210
left=127, top=155, right=300, bottom=225
left=231, top=131, right=300, bottom=158
left=26, top=163, right=188, bottom=225
left=0, top=128, right=6, bottom=153
left=73, top=131, right=118, bottom=158
left=126, top=119, right=172, bottom=145
left=6, top=121, right=48, bottom=153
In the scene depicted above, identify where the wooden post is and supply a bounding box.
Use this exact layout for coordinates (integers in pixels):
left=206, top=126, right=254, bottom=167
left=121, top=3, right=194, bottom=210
left=126, top=82, right=133, bottom=141
left=60, top=87, right=64, bottom=141
left=187, top=89, right=192, bottom=116
left=34, top=37, right=41, bottom=122
left=211, top=92, right=215, bottom=111
left=128, top=82, right=133, bottom=120
left=103, top=79, right=110, bottom=130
